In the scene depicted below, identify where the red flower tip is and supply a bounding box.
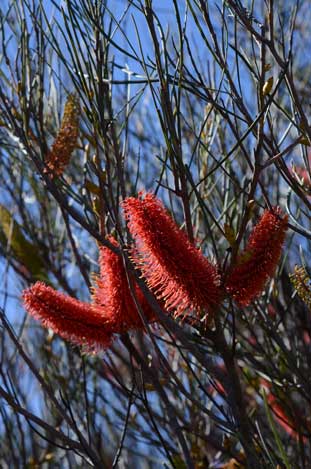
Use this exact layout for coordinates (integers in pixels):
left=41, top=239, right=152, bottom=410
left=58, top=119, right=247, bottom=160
left=261, top=380, right=309, bottom=441
left=93, top=236, right=156, bottom=333
left=22, top=282, right=113, bottom=350
left=225, top=207, right=288, bottom=306
left=122, top=193, right=221, bottom=321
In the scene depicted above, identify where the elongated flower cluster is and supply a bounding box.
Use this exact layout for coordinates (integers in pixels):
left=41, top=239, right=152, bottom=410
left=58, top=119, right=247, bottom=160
left=23, top=238, right=154, bottom=351
left=92, top=237, right=155, bottom=333
left=23, top=282, right=113, bottom=350
left=290, top=265, right=311, bottom=309
left=122, top=193, right=221, bottom=320
left=225, top=208, right=288, bottom=306
left=45, top=93, right=80, bottom=177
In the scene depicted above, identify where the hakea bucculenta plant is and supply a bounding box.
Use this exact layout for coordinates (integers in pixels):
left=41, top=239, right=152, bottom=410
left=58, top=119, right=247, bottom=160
left=225, top=207, right=288, bottom=306
left=23, top=195, right=288, bottom=350
left=122, top=192, right=221, bottom=321
left=45, top=93, right=80, bottom=177
left=23, top=238, right=155, bottom=351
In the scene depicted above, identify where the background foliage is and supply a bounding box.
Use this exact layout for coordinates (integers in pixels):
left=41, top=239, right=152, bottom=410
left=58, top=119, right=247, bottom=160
left=0, top=0, right=311, bottom=467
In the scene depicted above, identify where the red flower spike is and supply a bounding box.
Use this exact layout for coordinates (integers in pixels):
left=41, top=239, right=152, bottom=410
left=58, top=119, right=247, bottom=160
left=22, top=282, right=113, bottom=350
left=122, top=193, right=221, bottom=320
left=266, top=393, right=304, bottom=441
left=225, top=208, right=288, bottom=306
left=92, top=236, right=156, bottom=333
left=261, top=380, right=309, bottom=442
left=23, top=239, right=157, bottom=350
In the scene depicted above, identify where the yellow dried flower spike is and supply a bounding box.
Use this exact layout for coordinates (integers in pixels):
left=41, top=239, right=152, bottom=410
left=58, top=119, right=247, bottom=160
left=290, top=265, right=311, bottom=309
left=262, top=76, right=274, bottom=97
left=224, top=223, right=236, bottom=247
left=45, top=93, right=80, bottom=177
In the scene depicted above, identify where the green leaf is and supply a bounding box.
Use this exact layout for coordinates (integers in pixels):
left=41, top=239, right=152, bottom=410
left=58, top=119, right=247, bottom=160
left=0, top=204, right=47, bottom=281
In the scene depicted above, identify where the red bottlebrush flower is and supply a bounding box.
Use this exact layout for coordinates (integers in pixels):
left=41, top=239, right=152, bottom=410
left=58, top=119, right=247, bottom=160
left=225, top=208, right=288, bottom=306
left=92, top=237, right=156, bottom=333
left=22, top=282, right=113, bottom=350
left=23, top=240, right=157, bottom=350
left=122, top=193, right=221, bottom=320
